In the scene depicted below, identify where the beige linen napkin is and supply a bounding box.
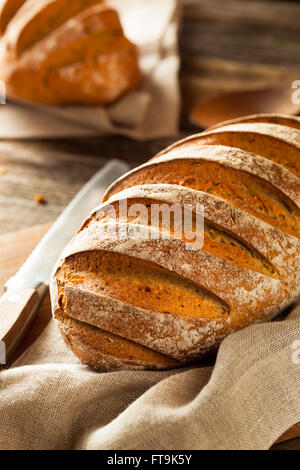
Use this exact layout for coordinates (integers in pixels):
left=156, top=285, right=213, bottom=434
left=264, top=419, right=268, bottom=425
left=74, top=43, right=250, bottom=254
left=0, top=304, right=299, bottom=450
left=0, top=0, right=180, bottom=140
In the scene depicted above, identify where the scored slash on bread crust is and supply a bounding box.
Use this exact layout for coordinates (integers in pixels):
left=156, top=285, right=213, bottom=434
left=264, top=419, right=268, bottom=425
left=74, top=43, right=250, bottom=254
left=156, top=123, right=300, bottom=177
left=104, top=152, right=300, bottom=239
left=58, top=313, right=183, bottom=371
left=0, top=0, right=140, bottom=105
left=50, top=114, right=300, bottom=371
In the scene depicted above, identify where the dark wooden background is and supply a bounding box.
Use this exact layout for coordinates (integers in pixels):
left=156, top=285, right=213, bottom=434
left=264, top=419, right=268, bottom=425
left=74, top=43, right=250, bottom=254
left=0, top=0, right=300, bottom=449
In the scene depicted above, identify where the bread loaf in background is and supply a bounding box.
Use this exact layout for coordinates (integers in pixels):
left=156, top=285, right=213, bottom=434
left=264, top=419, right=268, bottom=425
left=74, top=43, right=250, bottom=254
left=0, top=0, right=140, bottom=105
left=51, top=113, right=300, bottom=371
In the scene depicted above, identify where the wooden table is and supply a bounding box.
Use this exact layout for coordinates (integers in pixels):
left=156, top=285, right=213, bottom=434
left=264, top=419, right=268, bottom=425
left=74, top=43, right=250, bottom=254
left=2, top=141, right=299, bottom=450
left=0, top=0, right=300, bottom=450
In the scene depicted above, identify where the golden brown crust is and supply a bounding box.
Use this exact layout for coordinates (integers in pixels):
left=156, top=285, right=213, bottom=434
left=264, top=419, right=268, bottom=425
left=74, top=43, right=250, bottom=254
left=0, top=0, right=26, bottom=34
left=50, top=115, right=300, bottom=371
left=0, top=1, right=140, bottom=105
left=4, top=0, right=103, bottom=57
left=103, top=155, right=300, bottom=238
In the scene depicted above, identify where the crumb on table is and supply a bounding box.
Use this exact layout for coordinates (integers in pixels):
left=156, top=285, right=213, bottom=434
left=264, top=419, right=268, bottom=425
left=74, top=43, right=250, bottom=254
left=34, top=194, right=47, bottom=204
left=0, top=166, right=6, bottom=174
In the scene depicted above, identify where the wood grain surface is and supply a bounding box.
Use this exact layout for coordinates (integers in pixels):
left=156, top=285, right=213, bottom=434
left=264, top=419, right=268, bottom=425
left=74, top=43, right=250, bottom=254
left=0, top=224, right=299, bottom=449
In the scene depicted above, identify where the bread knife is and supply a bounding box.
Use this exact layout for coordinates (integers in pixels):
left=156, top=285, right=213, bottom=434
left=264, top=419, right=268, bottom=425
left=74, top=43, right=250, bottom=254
left=0, top=159, right=129, bottom=364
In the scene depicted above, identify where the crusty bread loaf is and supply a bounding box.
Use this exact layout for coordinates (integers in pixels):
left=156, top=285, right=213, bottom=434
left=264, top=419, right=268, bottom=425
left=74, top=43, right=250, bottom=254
left=0, top=0, right=140, bottom=105
left=50, top=113, right=300, bottom=371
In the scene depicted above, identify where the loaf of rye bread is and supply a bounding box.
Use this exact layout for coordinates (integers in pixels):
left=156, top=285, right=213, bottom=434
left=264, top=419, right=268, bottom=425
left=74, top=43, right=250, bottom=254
left=50, top=113, right=300, bottom=371
left=0, top=0, right=140, bottom=105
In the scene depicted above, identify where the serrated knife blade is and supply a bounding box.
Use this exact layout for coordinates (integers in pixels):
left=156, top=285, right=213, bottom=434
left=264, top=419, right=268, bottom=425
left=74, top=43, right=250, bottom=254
left=1, top=159, right=129, bottom=362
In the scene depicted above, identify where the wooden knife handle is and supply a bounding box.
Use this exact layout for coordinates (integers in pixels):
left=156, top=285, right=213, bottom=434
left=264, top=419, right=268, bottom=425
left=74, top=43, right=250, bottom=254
left=0, top=288, right=40, bottom=364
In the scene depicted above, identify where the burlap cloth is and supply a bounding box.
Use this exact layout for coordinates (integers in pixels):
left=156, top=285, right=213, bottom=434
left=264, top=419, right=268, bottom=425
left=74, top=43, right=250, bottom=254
left=0, top=0, right=180, bottom=140
left=0, top=303, right=299, bottom=450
